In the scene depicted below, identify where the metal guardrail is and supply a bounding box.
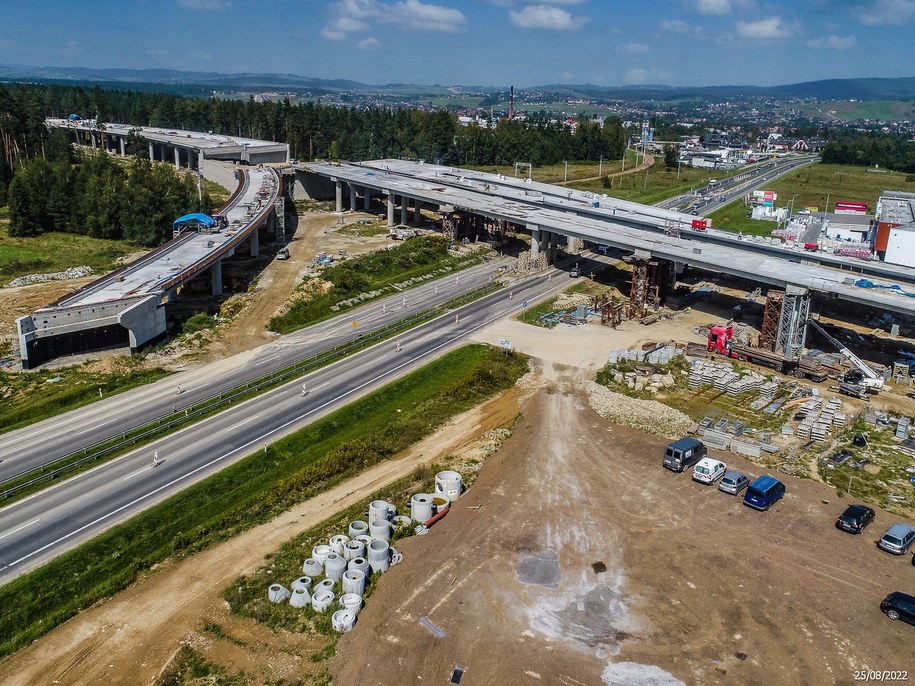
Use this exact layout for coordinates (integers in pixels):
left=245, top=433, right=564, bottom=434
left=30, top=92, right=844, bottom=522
left=0, top=284, right=495, bottom=499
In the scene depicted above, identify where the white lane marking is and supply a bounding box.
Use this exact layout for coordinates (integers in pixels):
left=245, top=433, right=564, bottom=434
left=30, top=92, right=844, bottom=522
left=363, top=357, right=386, bottom=367
left=74, top=418, right=119, bottom=436
left=0, top=518, right=40, bottom=542
left=1, top=273, right=549, bottom=573
left=226, top=415, right=259, bottom=432
left=123, top=466, right=152, bottom=481
left=310, top=382, right=329, bottom=391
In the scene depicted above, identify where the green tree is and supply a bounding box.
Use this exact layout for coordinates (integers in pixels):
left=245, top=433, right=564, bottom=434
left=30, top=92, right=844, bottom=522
left=663, top=145, right=678, bottom=171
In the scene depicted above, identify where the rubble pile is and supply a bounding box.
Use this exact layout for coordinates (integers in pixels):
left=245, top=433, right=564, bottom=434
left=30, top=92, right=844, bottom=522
left=8, top=266, right=93, bottom=287
left=585, top=381, right=693, bottom=438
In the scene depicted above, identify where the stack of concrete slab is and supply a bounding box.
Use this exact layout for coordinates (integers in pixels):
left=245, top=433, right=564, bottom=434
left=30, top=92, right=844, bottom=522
left=896, top=417, right=910, bottom=440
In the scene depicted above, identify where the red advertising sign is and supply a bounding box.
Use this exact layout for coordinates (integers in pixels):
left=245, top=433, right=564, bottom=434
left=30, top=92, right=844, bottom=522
left=691, top=219, right=708, bottom=231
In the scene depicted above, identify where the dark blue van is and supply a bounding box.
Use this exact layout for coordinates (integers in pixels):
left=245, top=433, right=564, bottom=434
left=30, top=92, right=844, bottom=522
left=743, top=475, right=785, bottom=511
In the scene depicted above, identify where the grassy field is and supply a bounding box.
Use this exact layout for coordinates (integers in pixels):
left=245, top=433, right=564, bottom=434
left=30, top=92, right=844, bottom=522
left=0, top=223, right=136, bottom=286
left=269, top=235, right=483, bottom=334
left=0, top=358, right=170, bottom=435
left=710, top=162, right=915, bottom=235
left=0, top=344, right=528, bottom=659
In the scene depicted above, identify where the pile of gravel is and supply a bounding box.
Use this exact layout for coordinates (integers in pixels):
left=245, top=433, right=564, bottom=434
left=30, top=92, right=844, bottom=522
left=585, top=381, right=693, bottom=438
left=7, top=266, right=93, bottom=288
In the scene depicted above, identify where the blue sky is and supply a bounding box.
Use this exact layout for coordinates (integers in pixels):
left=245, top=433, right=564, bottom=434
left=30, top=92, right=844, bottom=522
left=1, top=0, right=912, bottom=87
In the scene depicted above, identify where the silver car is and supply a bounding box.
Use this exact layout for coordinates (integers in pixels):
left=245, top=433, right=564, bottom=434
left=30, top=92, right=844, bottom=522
left=718, top=471, right=749, bottom=495
left=878, top=523, right=915, bottom=555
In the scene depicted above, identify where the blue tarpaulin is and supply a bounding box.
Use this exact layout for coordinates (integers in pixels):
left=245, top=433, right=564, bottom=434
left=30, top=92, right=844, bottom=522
left=67, top=113, right=81, bottom=120
left=854, top=279, right=915, bottom=298
left=172, top=213, right=216, bottom=232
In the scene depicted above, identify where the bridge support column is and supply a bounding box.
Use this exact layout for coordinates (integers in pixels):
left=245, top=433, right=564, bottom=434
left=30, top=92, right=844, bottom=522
left=149, top=142, right=155, bottom=161
left=414, top=201, right=422, bottom=223
left=120, top=137, right=126, bottom=156
left=249, top=228, right=259, bottom=257
left=90, top=133, right=97, bottom=149
left=187, top=150, right=195, bottom=169
left=363, top=187, right=371, bottom=211
left=400, top=196, right=408, bottom=225
left=386, top=192, right=395, bottom=227
left=174, top=147, right=181, bottom=169
left=160, top=144, right=167, bottom=162
left=775, top=285, right=811, bottom=359
left=335, top=181, right=343, bottom=213
left=210, top=259, right=223, bottom=296
left=530, top=225, right=541, bottom=258
left=349, top=184, right=356, bottom=211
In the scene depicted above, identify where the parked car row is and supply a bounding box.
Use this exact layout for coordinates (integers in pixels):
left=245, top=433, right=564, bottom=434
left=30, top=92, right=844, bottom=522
left=662, top=437, right=785, bottom=511
left=662, top=436, right=915, bottom=626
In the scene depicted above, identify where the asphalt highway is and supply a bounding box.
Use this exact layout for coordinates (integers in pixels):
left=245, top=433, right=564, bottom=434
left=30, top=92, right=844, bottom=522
left=0, top=261, right=579, bottom=584
left=0, top=259, right=516, bottom=482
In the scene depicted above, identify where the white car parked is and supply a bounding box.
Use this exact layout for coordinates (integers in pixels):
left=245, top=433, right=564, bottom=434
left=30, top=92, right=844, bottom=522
left=692, top=458, right=727, bottom=485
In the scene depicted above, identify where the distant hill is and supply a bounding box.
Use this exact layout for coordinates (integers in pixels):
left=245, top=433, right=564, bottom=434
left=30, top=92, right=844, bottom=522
left=2, top=64, right=915, bottom=102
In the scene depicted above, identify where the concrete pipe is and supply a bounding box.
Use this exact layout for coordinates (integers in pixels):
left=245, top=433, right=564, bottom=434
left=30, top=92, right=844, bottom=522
left=315, top=578, right=336, bottom=593
left=392, top=515, right=412, bottom=531
left=431, top=495, right=450, bottom=514
left=369, top=500, right=394, bottom=522
left=312, top=590, right=335, bottom=613
left=435, top=470, right=463, bottom=500
left=302, top=558, right=323, bottom=577
left=339, top=593, right=364, bottom=615
left=343, top=539, right=365, bottom=561
left=268, top=584, right=291, bottom=604
left=348, top=557, right=371, bottom=577
left=329, top=534, right=349, bottom=556
left=324, top=552, right=347, bottom=581
left=390, top=547, right=404, bottom=566
left=369, top=519, right=392, bottom=541
left=289, top=586, right=311, bottom=608
left=291, top=576, right=313, bottom=593
left=312, top=544, right=332, bottom=564
left=348, top=520, right=369, bottom=538
left=355, top=534, right=374, bottom=548
left=332, top=608, right=357, bottom=633
left=342, top=568, right=367, bottom=595
left=367, top=539, right=390, bottom=574
left=410, top=493, right=434, bottom=523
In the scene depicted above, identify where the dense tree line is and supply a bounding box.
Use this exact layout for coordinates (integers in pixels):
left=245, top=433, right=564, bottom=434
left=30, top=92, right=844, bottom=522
left=820, top=131, right=915, bottom=172
left=7, top=143, right=210, bottom=245
left=0, top=82, right=631, bottom=246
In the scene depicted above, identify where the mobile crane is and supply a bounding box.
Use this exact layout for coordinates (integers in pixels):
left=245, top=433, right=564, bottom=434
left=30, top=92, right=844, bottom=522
left=805, top=319, right=884, bottom=391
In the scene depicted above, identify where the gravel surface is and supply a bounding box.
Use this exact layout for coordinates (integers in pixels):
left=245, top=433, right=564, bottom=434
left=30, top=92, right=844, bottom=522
left=585, top=380, right=693, bottom=438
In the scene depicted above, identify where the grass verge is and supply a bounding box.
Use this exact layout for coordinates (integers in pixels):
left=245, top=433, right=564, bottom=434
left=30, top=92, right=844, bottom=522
left=0, top=344, right=528, bottom=659
left=0, top=360, right=170, bottom=435
left=269, top=235, right=485, bottom=334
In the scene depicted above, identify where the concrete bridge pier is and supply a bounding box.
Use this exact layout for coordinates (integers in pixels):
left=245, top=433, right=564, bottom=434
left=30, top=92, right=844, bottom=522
left=363, top=188, right=371, bottom=211
left=400, top=196, right=408, bottom=225
left=386, top=191, right=395, bottom=227
left=414, top=201, right=422, bottom=223
left=120, top=137, right=126, bottom=156
left=335, top=181, right=343, bottom=213
left=210, top=259, right=223, bottom=296
left=174, top=147, right=182, bottom=170
left=530, top=225, right=541, bottom=258
left=349, top=184, right=357, bottom=211
left=149, top=141, right=155, bottom=161
left=249, top=228, right=260, bottom=257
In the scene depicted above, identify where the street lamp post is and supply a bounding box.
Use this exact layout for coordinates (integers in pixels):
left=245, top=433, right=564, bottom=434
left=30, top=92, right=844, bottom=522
left=564, top=160, right=568, bottom=182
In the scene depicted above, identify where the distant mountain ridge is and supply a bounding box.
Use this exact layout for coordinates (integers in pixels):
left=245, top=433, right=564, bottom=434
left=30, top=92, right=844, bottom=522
left=1, top=64, right=914, bottom=101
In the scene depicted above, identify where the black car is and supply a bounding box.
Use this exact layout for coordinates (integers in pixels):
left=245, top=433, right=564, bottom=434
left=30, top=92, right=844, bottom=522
left=881, top=591, right=915, bottom=625
left=835, top=504, right=875, bottom=534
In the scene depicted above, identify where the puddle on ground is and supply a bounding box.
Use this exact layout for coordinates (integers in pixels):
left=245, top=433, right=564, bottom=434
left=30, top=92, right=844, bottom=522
left=517, top=550, right=561, bottom=588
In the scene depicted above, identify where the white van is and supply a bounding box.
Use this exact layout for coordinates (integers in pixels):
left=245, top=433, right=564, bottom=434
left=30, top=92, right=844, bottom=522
left=692, top=458, right=727, bottom=485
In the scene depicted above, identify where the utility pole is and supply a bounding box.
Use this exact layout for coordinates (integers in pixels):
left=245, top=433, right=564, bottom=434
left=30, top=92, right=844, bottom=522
left=563, top=160, right=568, bottom=182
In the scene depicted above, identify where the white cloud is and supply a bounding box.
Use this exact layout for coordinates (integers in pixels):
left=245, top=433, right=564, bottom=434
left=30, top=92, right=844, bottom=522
left=509, top=4, right=589, bottom=30
left=65, top=40, right=86, bottom=54
left=735, top=16, right=792, bottom=39
left=190, top=50, right=213, bottom=61
left=358, top=37, right=382, bottom=49
left=806, top=34, right=857, bottom=49
left=692, top=0, right=730, bottom=15
left=617, top=41, right=649, bottom=54
left=622, top=67, right=667, bottom=84
left=489, top=0, right=587, bottom=5
left=177, top=0, right=232, bottom=10
left=322, top=0, right=466, bottom=39
left=858, top=0, right=915, bottom=25
left=660, top=19, right=691, bottom=33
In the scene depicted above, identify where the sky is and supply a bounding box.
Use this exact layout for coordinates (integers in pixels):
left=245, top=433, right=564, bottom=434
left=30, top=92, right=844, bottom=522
left=1, top=0, right=913, bottom=88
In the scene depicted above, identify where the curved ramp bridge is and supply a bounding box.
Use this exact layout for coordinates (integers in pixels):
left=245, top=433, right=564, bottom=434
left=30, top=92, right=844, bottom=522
left=16, top=168, right=281, bottom=369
